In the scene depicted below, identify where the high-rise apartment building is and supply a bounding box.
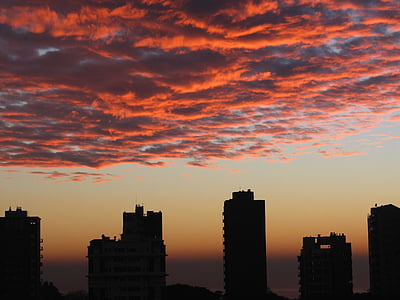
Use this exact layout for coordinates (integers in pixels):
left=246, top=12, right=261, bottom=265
left=223, top=189, right=267, bottom=300
left=368, top=204, right=400, bottom=299
left=88, top=205, right=166, bottom=300
left=298, top=232, right=353, bottom=300
left=0, top=207, right=42, bottom=300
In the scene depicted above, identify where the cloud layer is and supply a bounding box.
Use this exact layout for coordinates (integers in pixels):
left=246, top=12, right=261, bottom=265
left=1, top=0, right=399, bottom=168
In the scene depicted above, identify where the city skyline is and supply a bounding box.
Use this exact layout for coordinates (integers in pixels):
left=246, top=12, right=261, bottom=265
left=2, top=197, right=398, bottom=298
left=1, top=0, right=400, bottom=298
left=3, top=203, right=400, bottom=299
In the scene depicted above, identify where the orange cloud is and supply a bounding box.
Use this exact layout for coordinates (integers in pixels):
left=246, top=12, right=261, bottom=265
left=28, top=170, right=119, bottom=183
left=318, top=150, right=366, bottom=158
left=0, top=0, right=399, bottom=170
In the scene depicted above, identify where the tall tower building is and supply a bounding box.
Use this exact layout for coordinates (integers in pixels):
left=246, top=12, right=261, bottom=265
left=223, top=189, right=267, bottom=300
left=368, top=204, right=400, bottom=299
left=298, top=233, right=353, bottom=300
left=0, top=207, right=42, bottom=300
left=88, top=205, right=166, bottom=300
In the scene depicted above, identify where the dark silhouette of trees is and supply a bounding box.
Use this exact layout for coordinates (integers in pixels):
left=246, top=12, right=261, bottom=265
left=265, top=289, right=291, bottom=300
left=352, top=293, right=376, bottom=300
left=40, top=282, right=87, bottom=300
left=165, top=284, right=221, bottom=300
left=63, top=290, right=88, bottom=300
left=165, top=284, right=294, bottom=300
left=41, top=281, right=62, bottom=300
left=298, top=292, right=387, bottom=300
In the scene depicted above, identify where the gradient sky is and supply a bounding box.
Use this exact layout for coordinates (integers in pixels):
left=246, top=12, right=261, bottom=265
left=1, top=0, right=400, bottom=298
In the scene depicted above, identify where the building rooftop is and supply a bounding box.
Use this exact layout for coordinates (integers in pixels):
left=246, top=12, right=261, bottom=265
left=5, top=206, right=28, bottom=218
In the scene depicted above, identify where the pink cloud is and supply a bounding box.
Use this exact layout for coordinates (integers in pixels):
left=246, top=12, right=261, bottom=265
left=3, top=170, right=20, bottom=173
left=318, top=150, right=366, bottom=158
left=29, top=170, right=118, bottom=183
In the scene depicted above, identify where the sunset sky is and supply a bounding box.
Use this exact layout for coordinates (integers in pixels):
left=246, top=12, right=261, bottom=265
left=1, top=0, right=400, bottom=298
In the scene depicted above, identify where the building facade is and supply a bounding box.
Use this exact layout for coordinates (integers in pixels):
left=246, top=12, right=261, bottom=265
left=88, top=205, right=166, bottom=300
left=0, top=207, right=42, bottom=300
left=368, top=204, right=400, bottom=299
left=298, top=233, right=353, bottom=300
left=223, top=189, right=267, bottom=300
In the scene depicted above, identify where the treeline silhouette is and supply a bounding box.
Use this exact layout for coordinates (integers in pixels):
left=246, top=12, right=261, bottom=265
left=38, top=281, right=396, bottom=300
left=39, top=282, right=290, bottom=300
left=165, top=284, right=221, bottom=300
left=41, top=282, right=87, bottom=300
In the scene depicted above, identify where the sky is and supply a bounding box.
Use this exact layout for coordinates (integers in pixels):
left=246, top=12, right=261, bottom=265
left=1, top=0, right=400, bottom=298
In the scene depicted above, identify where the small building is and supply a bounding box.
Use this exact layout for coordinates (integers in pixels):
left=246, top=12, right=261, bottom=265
left=298, top=232, right=353, bottom=300
left=0, top=207, right=42, bottom=300
left=88, top=205, right=166, bottom=300
left=368, top=204, right=400, bottom=299
left=223, top=189, right=268, bottom=300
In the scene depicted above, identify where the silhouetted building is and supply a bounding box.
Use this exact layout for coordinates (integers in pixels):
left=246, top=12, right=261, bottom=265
left=0, top=207, right=42, bottom=300
left=368, top=204, right=400, bottom=299
left=298, top=232, right=353, bottom=300
left=88, top=205, right=166, bottom=300
left=223, top=189, right=267, bottom=300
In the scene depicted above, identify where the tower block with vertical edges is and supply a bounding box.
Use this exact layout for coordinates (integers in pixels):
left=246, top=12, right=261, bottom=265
left=223, top=190, right=267, bottom=300
left=0, top=207, right=42, bottom=300
left=88, top=205, right=166, bottom=300
left=368, top=204, right=400, bottom=299
left=298, top=233, right=353, bottom=300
